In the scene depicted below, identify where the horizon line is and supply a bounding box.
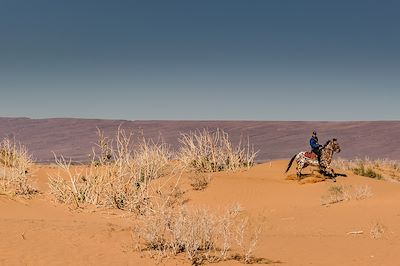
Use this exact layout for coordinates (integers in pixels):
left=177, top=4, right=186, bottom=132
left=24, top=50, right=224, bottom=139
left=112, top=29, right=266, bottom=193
left=1, top=116, right=399, bottom=123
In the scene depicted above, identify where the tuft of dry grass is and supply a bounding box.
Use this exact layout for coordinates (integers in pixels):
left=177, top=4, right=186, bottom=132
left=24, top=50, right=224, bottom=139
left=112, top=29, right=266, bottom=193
left=91, top=127, right=113, bottom=166
left=370, top=221, right=385, bottom=239
left=133, top=137, right=171, bottom=183
left=352, top=163, right=382, bottom=179
left=321, top=184, right=348, bottom=205
left=233, top=216, right=263, bottom=264
left=333, top=158, right=400, bottom=181
left=178, top=129, right=258, bottom=173
left=0, top=138, right=36, bottom=197
left=352, top=185, right=373, bottom=200
left=189, top=173, right=212, bottom=191
left=321, top=184, right=372, bottom=205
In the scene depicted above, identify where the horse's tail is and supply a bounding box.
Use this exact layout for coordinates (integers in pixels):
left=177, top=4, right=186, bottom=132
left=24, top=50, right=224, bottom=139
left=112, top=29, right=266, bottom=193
left=285, top=153, right=297, bottom=173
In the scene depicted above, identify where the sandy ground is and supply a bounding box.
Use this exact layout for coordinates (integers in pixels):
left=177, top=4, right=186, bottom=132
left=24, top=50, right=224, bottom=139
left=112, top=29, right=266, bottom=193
left=1, top=161, right=400, bottom=265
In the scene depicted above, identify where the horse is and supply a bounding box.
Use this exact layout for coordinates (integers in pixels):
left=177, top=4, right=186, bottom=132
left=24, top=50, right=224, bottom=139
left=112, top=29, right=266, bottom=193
left=285, top=138, right=341, bottom=178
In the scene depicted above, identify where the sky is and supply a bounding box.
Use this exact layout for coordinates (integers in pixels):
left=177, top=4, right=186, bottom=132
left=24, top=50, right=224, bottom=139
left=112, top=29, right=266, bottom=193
left=0, top=0, right=399, bottom=120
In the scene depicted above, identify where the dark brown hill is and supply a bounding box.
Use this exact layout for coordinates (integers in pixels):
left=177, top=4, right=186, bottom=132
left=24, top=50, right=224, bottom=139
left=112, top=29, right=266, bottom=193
left=0, top=118, right=398, bottom=163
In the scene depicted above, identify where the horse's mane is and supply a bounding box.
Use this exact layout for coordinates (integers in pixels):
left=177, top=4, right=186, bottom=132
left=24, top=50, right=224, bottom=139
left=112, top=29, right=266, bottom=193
left=323, top=140, right=331, bottom=148
left=323, top=138, right=338, bottom=148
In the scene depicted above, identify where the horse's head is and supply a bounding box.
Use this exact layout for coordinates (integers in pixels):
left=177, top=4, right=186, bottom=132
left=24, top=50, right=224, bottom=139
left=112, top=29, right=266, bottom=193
left=323, top=138, right=341, bottom=153
left=332, top=139, right=340, bottom=152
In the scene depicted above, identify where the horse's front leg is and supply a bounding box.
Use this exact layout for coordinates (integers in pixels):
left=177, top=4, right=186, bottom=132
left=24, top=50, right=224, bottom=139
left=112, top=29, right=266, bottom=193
left=327, top=168, right=337, bottom=182
left=319, top=160, right=328, bottom=174
left=296, top=161, right=304, bottom=178
left=321, top=165, right=336, bottom=180
left=331, top=168, right=336, bottom=176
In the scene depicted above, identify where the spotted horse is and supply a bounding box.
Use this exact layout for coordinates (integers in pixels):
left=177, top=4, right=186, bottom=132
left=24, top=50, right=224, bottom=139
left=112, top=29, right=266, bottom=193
left=285, top=138, right=341, bottom=180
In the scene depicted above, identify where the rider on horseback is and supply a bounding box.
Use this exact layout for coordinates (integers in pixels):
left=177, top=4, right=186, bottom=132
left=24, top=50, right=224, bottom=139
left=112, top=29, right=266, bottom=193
left=310, top=131, right=322, bottom=162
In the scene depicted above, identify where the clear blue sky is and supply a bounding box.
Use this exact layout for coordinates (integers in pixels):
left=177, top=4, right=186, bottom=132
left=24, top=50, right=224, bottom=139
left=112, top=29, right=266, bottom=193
left=0, top=0, right=399, bottom=120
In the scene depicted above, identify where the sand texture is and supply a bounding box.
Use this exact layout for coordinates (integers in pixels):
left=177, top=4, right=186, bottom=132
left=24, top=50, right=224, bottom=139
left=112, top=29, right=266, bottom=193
left=1, top=160, right=400, bottom=265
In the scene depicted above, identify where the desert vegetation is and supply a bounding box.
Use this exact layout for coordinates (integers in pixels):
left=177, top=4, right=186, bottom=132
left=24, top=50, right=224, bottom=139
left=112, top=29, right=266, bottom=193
left=0, top=137, right=36, bottom=196
left=48, top=127, right=172, bottom=212
left=178, top=129, right=258, bottom=173
left=49, top=127, right=259, bottom=210
left=321, top=184, right=373, bottom=205
left=46, top=127, right=263, bottom=264
left=333, top=158, right=400, bottom=181
left=370, top=221, right=385, bottom=239
left=134, top=203, right=265, bottom=265
left=189, top=172, right=212, bottom=191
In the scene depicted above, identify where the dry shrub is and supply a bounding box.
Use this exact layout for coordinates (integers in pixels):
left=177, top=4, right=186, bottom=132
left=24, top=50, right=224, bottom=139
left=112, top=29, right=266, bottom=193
left=0, top=138, right=36, bottom=196
left=370, top=221, right=385, bottom=239
left=48, top=128, right=171, bottom=212
left=49, top=156, right=150, bottom=211
left=138, top=206, right=217, bottom=264
left=233, top=217, right=263, bottom=264
left=134, top=203, right=264, bottom=265
left=321, top=184, right=372, bottom=205
left=321, top=184, right=348, bottom=205
left=133, top=138, right=171, bottom=183
left=189, top=173, right=212, bottom=191
left=333, top=158, right=400, bottom=180
left=352, top=163, right=382, bottom=179
left=91, top=127, right=113, bottom=166
left=178, top=129, right=258, bottom=173
left=352, top=185, right=373, bottom=200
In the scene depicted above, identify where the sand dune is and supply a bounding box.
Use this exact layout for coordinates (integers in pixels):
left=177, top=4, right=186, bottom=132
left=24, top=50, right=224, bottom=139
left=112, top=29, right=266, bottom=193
left=1, top=161, right=400, bottom=265
left=0, top=118, right=399, bottom=163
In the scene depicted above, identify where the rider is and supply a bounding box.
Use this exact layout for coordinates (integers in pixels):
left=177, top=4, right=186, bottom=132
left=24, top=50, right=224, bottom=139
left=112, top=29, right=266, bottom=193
left=309, top=131, right=322, bottom=162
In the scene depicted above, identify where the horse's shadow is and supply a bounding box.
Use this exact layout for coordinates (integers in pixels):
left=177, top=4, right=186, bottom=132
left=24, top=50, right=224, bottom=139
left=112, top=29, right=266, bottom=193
left=322, top=171, right=348, bottom=181
left=286, top=171, right=347, bottom=184
left=334, top=172, right=347, bottom=177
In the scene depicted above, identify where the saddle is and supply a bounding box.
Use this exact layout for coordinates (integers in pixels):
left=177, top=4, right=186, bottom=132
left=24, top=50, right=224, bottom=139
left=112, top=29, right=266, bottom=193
left=304, top=151, right=318, bottom=159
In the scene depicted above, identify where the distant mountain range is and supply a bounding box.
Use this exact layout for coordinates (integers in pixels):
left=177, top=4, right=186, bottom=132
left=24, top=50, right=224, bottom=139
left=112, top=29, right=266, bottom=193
left=0, top=117, right=399, bottom=163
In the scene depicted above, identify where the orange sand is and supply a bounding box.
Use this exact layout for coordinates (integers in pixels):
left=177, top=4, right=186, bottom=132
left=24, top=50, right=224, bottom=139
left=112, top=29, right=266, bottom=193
left=1, top=161, right=400, bottom=265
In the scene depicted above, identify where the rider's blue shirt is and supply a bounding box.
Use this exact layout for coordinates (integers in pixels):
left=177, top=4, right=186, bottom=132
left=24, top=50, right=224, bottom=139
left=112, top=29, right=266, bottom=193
left=310, top=137, right=320, bottom=150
